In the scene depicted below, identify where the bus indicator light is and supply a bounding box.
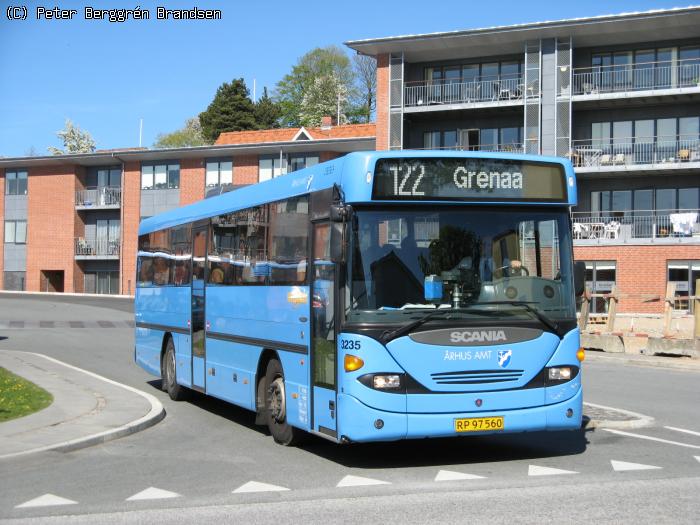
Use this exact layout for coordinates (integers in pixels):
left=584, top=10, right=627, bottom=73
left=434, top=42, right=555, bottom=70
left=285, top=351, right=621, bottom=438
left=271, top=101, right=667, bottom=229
left=576, top=348, right=585, bottom=362
left=344, top=354, right=364, bottom=372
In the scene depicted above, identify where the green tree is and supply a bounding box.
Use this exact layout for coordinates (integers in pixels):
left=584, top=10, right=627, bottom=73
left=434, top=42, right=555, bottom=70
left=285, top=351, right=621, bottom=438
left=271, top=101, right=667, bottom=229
left=275, top=46, right=356, bottom=127
left=298, top=74, right=348, bottom=127
left=199, top=79, right=257, bottom=142
left=351, top=54, right=377, bottom=123
left=254, top=87, right=281, bottom=129
left=154, top=117, right=209, bottom=148
left=47, top=119, right=96, bottom=155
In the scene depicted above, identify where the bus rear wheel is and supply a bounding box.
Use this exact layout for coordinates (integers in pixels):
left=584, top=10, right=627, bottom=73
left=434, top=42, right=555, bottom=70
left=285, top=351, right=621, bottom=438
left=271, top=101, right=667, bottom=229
left=265, top=358, right=303, bottom=446
left=162, top=338, right=188, bottom=401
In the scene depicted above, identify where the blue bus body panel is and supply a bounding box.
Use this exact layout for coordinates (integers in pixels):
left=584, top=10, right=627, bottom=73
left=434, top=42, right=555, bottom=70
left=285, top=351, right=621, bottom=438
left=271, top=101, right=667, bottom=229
left=336, top=328, right=582, bottom=442
left=135, top=286, right=190, bottom=376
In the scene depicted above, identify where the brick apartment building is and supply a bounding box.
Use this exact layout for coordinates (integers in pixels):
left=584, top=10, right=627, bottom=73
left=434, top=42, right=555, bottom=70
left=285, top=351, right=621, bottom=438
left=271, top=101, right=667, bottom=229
left=346, top=6, right=700, bottom=314
left=0, top=122, right=375, bottom=295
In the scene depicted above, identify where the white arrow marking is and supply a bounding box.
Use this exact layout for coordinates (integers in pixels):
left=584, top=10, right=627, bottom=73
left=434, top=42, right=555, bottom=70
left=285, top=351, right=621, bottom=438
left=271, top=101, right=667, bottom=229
left=233, top=481, right=290, bottom=493
left=528, top=465, right=578, bottom=476
left=611, top=460, right=662, bottom=472
left=336, top=475, right=390, bottom=487
left=16, top=494, right=78, bottom=508
left=602, top=428, right=700, bottom=449
left=694, top=456, right=700, bottom=463
left=435, top=470, right=485, bottom=481
left=126, top=487, right=180, bottom=501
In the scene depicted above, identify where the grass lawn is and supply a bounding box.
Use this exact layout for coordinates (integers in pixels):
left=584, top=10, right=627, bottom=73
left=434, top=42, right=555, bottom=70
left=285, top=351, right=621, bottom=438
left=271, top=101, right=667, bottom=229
left=0, top=367, right=53, bottom=423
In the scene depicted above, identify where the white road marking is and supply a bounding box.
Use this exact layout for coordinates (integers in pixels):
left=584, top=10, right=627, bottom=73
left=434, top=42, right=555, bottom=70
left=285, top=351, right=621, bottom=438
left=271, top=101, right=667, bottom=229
left=611, top=460, right=662, bottom=472
left=233, top=481, right=290, bottom=493
left=16, top=494, right=78, bottom=508
left=694, top=456, right=700, bottom=463
left=664, top=426, right=700, bottom=438
left=602, top=428, right=700, bottom=449
left=126, top=487, right=180, bottom=501
left=528, top=465, right=578, bottom=477
left=336, top=475, right=390, bottom=487
left=434, top=470, right=485, bottom=481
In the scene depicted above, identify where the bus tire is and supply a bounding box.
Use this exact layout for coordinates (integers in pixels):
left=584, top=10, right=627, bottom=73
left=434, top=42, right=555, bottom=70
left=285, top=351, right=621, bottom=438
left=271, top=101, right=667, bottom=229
left=162, top=337, right=188, bottom=401
left=265, top=358, right=303, bottom=446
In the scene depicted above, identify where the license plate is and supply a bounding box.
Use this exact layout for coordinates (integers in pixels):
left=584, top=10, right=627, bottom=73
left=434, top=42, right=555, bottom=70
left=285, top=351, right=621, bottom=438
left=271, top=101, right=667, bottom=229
left=454, top=416, right=504, bottom=433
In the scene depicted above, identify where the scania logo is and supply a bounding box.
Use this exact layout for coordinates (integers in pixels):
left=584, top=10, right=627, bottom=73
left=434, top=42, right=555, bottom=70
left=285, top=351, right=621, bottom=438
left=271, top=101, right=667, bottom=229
left=450, top=330, right=507, bottom=344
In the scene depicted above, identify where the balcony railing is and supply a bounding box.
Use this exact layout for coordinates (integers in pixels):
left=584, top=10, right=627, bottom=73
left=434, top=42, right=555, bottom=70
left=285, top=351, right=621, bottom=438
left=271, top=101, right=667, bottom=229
left=75, top=187, right=121, bottom=208
left=569, top=136, right=700, bottom=169
left=404, top=76, right=527, bottom=108
left=571, top=59, right=700, bottom=96
left=75, top=237, right=121, bottom=257
left=412, top=143, right=525, bottom=153
left=571, top=209, right=700, bottom=244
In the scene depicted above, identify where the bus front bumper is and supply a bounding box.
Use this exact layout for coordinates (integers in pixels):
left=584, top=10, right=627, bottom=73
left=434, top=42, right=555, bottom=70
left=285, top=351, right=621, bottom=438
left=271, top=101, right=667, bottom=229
left=336, top=387, right=582, bottom=443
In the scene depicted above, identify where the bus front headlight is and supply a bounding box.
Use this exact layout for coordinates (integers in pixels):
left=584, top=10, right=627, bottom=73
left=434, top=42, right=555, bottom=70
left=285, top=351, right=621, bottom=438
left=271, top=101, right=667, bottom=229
left=372, top=374, right=402, bottom=390
left=548, top=367, right=572, bottom=381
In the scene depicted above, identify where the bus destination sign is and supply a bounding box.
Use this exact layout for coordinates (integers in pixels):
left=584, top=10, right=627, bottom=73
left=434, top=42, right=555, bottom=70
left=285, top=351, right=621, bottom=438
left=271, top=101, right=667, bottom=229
left=372, top=158, right=568, bottom=202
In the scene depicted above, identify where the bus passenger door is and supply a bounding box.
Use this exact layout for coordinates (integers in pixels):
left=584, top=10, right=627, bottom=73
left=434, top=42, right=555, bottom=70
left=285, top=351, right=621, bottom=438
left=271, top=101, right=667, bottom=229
left=311, top=222, right=337, bottom=437
left=191, top=225, right=207, bottom=391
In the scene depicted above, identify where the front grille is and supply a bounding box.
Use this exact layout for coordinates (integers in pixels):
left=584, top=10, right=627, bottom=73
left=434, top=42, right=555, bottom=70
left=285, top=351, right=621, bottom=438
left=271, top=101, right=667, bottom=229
left=431, top=369, right=524, bottom=385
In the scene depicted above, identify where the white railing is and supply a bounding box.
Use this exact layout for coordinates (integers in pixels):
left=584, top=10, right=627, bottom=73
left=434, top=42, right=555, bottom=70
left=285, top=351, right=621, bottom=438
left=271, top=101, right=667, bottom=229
left=75, top=187, right=121, bottom=208
left=75, top=237, right=121, bottom=257
left=571, top=209, right=700, bottom=243
left=572, top=59, right=700, bottom=96
left=404, top=76, right=527, bottom=107
left=569, top=136, right=700, bottom=168
left=412, top=143, right=525, bottom=153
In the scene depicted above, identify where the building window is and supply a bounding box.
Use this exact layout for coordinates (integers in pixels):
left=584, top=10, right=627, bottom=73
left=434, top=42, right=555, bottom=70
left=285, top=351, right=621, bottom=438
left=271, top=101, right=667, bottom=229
left=84, top=272, right=119, bottom=295
left=288, top=154, right=319, bottom=173
left=141, top=163, right=179, bottom=190
left=591, top=187, right=700, bottom=215
left=96, top=168, right=121, bottom=187
left=667, top=261, right=700, bottom=311
left=5, top=170, right=28, bottom=196
left=206, top=161, right=233, bottom=187
left=584, top=261, right=616, bottom=314
left=259, top=157, right=286, bottom=182
left=4, top=220, right=27, bottom=244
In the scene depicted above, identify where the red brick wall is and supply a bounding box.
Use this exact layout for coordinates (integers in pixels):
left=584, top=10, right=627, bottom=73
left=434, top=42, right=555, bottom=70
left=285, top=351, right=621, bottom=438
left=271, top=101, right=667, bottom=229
left=320, top=151, right=341, bottom=162
left=0, top=170, right=4, bottom=288
left=574, top=244, right=700, bottom=313
left=26, top=165, right=77, bottom=292
left=235, top=155, right=258, bottom=185
left=120, top=161, right=141, bottom=295
left=375, top=53, right=390, bottom=151
left=180, top=157, right=205, bottom=205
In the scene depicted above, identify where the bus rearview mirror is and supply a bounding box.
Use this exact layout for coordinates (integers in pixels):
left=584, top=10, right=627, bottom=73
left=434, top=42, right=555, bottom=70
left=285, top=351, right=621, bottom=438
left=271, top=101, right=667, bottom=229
left=573, top=261, right=586, bottom=297
left=330, top=222, right=346, bottom=263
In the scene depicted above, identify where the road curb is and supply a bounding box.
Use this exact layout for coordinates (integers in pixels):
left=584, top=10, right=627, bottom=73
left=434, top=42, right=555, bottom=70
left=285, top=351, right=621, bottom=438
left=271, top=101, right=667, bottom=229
left=583, top=401, right=655, bottom=430
left=585, top=352, right=700, bottom=372
left=0, top=352, right=165, bottom=460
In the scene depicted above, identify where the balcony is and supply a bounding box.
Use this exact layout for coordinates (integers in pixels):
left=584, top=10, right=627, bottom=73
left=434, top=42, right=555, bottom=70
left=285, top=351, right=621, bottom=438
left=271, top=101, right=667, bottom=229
left=569, top=136, right=700, bottom=173
left=572, top=209, right=700, bottom=245
left=75, top=237, right=120, bottom=259
left=412, top=143, right=525, bottom=153
left=571, top=59, right=700, bottom=100
left=404, top=77, right=528, bottom=112
left=76, top=187, right=121, bottom=210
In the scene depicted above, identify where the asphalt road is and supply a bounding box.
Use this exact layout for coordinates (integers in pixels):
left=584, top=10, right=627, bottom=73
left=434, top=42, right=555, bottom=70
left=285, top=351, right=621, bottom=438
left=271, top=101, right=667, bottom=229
left=0, top=296, right=699, bottom=524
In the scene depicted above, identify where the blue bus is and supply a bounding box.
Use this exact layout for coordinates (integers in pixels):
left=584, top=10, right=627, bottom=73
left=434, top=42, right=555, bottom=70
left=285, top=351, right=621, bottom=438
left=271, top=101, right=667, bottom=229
left=135, top=151, right=586, bottom=445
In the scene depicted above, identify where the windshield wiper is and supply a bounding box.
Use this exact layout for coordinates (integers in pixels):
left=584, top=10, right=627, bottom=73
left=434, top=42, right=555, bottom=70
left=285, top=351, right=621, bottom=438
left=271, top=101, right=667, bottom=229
left=379, top=308, right=478, bottom=345
left=468, top=301, right=560, bottom=334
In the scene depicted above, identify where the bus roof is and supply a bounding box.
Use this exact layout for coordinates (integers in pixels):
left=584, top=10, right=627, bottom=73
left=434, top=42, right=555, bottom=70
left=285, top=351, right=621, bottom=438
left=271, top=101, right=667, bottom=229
left=139, top=151, right=576, bottom=235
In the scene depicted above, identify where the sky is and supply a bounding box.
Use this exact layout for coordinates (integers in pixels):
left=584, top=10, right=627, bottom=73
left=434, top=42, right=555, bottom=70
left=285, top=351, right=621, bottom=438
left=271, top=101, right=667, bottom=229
left=0, top=0, right=691, bottom=157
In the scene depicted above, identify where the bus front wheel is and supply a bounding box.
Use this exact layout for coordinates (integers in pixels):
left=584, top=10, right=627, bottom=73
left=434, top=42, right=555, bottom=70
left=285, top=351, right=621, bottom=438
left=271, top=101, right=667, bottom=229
left=265, top=358, right=303, bottom=446
left=162, top=338, right=188, bottom=401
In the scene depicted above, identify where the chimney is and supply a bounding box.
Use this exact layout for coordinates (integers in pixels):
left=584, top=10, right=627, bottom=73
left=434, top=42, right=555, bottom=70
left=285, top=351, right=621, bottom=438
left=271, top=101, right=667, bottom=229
left=321, top=116, right=332, bottom=130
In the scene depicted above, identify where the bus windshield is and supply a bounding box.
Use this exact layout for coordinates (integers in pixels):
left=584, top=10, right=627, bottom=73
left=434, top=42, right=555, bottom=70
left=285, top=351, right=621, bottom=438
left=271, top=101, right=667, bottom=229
left=346, top=207, right=575, bottom=326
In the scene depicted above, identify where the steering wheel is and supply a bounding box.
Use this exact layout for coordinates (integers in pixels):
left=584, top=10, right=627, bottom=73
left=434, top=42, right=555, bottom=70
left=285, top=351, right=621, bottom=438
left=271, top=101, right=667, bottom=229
left=494, top=265, right=530, bottom=278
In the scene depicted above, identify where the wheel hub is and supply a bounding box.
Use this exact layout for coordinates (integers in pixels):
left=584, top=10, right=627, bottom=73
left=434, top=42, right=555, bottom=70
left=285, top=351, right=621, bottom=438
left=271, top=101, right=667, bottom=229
left=268, top=377, right=286, bottom=423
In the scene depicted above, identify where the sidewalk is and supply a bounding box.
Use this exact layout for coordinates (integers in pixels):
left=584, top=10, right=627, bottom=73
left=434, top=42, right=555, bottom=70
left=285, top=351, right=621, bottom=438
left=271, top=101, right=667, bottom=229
left=0, top=350, right=164, bottom=459
left=585, top=350, right=700, bottom=372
